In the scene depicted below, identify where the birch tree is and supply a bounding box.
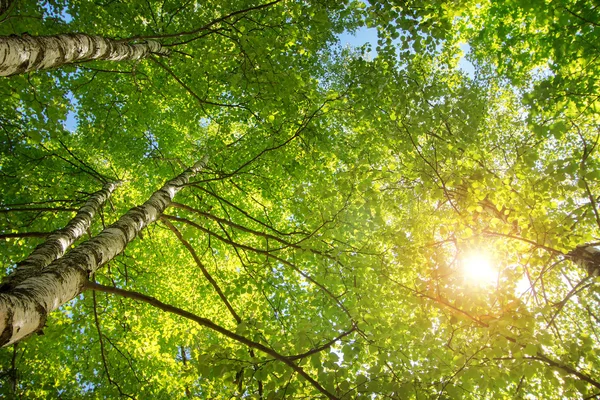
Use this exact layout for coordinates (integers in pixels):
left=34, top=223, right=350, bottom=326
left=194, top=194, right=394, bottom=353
left=1, top=181, right=119, bottom=289
left=0, top=34, right=169, bottom=76
left=2, top=0, right=600, bottom=399
left=0, top=158, right=205, bottom=346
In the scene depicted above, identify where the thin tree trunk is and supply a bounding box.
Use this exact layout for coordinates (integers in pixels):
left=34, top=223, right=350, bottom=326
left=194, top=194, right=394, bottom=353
left=1, top=182, right=119, bottom=290
left=0, top=33, right=169, bottom=76
left=0, top=0, right=12, bottom=16
left=0, top=157, right=207, bottom=346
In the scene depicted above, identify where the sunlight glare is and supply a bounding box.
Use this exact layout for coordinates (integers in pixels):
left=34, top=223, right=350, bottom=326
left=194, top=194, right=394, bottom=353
left=462, top=252, right=496, bottom=285
left=515, top=275, right=531, bottom=296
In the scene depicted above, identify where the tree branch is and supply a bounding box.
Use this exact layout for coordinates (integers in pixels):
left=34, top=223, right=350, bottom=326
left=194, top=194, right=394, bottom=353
left=161, top=218, right=242, bottom=324
left=0, top=232, right=49, bottom=239
left=162, top=214, right=353, bottom=321
left=120, top=0, right=282, bottom=42
left=84, top=281, right=338, bottom=400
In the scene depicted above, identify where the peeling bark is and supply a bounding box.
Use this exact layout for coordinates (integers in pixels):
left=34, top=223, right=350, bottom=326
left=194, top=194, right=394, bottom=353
left=0, top=158, right=207, bottom=346
left=1, top=182, right=119, bottom=290
left=0, top=33, right=170, bottom=76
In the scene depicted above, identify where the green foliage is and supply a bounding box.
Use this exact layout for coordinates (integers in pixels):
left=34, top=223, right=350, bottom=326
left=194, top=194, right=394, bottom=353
left=2, top=0, right=600, bottom=399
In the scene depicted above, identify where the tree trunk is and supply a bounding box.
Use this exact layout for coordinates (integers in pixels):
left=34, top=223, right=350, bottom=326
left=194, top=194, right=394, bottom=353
left=0, top=158, right=207, bottom=346
left=568, top=244, right=600, bottom=276
left=0, top=0, right=12, bottom=16
left=0, top=33, right=169, bottom=76
left=0, top=182, right=119, bottom=290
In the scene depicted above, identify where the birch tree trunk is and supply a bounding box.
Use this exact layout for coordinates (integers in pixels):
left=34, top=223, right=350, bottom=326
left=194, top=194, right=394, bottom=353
left=0, top=182, right=119, bottom=290
left=568, top=245, right=600, bottom=276
left=0, top=157, right=207, bottom=346
left=0, top=33, right=170, bottom=76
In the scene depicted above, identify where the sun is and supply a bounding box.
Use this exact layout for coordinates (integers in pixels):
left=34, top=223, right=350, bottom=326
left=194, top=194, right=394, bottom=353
left=461, top=252, right=497, bottom=285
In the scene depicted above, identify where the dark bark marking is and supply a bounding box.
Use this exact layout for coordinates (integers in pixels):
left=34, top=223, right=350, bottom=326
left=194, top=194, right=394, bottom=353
left=30, top=37, right=47, bottom=71
left=0, top=307, right=14, bottom=346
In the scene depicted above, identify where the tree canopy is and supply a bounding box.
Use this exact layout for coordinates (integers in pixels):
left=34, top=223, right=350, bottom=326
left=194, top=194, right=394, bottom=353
left=1, top=0, right=600, bottom=398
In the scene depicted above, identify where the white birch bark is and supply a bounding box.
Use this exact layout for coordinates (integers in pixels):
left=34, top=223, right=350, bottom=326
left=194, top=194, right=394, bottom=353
left=569, top=245, right=600, bottom=276
left=0, top=33, right=169, bottom=76
left=1, top=182, right=119, bottom=289
left=0, top=157, right=207, bottom=346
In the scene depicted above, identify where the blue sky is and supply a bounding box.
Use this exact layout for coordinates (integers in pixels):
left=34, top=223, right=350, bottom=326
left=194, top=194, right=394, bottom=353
left=338, top=26, right=476, bottom=78
left=338, top=26, right=379, bottom=49
left=62, top=26, right=476, bottom=132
